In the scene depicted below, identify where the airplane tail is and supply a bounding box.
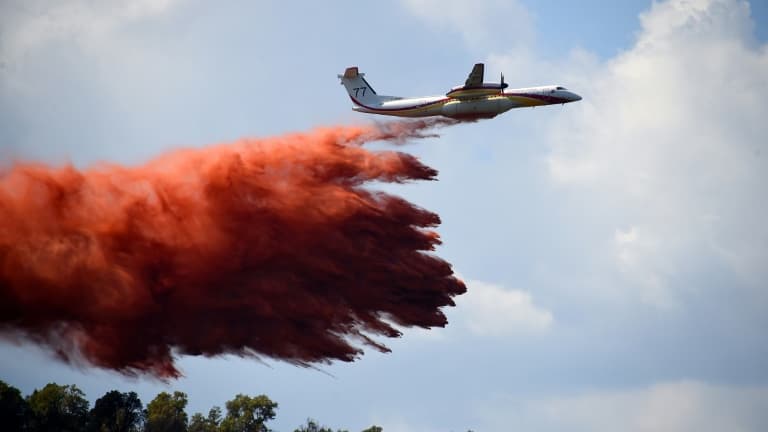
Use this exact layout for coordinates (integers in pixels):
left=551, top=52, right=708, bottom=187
left=338, top=67, right=384, bottom=107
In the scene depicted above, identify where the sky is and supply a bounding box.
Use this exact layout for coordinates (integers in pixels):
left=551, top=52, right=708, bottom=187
left=1, top=0, right=768, bottom=431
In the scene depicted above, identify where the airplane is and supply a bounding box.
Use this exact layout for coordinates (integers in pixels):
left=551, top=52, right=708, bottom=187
left=338, top=63, right=581, bottom=119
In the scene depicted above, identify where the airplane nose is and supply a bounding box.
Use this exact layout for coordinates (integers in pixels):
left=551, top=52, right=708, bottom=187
left=570, top=92, right=582, bottom=102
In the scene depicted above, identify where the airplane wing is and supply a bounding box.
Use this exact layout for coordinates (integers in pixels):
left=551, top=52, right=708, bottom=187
left=464, top=63, right=484, bottom=87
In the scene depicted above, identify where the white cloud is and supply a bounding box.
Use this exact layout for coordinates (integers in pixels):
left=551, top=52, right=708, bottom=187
left=399, top=0, right=534, bottom=52
left=614, top=226, right=674, bottom=307
left=0, top=0, right=209, bottom=166
left=391, top=277, right=552, bottom=341
left=476, top=380, right=768, bottom=432
left=544, top=0, right=768, bottom=303
left=0, top=0, right=179, bottom=59
left=458, top=278, right=553, bottom=335
left=0, top=0, right=187, bottom=113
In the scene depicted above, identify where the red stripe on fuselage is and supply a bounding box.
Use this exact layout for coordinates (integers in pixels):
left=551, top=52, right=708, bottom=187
left=506, top=92, right=570, bottom=104
left=349, top=92, right=569, bottom=114
left=349, top=95, right=449, bottom=112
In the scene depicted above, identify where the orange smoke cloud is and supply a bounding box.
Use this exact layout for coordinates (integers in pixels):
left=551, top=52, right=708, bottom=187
left=0, top=120, right=466, bottom=378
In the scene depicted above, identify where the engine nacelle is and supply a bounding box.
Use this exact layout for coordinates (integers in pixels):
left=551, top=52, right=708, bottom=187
left=441, top=98, right=513, bottom=119
left=446, top=81, right=508, bottom=97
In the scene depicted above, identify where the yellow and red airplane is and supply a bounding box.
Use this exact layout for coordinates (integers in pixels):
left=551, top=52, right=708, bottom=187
left=339, top=63, right=581, bottom=120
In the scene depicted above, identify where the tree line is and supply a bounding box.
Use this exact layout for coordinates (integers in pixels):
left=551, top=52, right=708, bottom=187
left=0, top=380, right=383, bottom=432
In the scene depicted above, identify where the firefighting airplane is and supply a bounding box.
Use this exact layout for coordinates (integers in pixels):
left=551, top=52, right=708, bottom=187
left=339, top=63, right=581, bottom=119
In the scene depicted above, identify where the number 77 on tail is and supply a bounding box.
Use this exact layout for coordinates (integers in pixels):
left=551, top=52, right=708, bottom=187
left=339, top=63, right=581, bottom=120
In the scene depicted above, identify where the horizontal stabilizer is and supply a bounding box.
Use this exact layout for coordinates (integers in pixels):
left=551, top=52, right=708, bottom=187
left=342, top=67, right=359, bottom=79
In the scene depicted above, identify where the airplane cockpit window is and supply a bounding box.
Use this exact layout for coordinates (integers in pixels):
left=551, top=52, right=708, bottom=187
left=556, top=86, right=566, bottom=90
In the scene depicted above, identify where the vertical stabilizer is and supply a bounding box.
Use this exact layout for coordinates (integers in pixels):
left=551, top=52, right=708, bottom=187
left=338, top=67, right=383, bottom=107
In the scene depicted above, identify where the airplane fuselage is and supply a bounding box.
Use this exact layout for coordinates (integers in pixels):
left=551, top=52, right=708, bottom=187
left=339, top=64, right=581, bottom=120
left=350, top=85, right=581, bottom=119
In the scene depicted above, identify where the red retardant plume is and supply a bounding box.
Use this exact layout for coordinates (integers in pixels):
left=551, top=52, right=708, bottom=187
left=0, top=120, right=466, bottom=379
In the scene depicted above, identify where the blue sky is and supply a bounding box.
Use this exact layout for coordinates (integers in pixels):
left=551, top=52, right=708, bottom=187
left=2, top=1, right=768, bottom=431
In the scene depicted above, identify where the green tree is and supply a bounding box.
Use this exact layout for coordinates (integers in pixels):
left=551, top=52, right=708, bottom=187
left=219, top=394, right=277, bottom=432
left=145, top=391, right=188, bottom=432
left=0, top=380, right=31, bottom=430
left=360, top=427, right=382, bottom=432
left=207, top=406, right=222, bottom=426
left=189, top=406, right=222, bottom=432
left=27, top=383, right=89, bottom=432
left=294, top=418, right=334, bottom=432
left=86, top=390, right=143, bottom=432
left=189, top=413, right=208, bottom=432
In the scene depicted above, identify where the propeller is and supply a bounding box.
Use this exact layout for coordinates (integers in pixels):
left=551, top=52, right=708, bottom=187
left=500, top=72, right=508, bottom=93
